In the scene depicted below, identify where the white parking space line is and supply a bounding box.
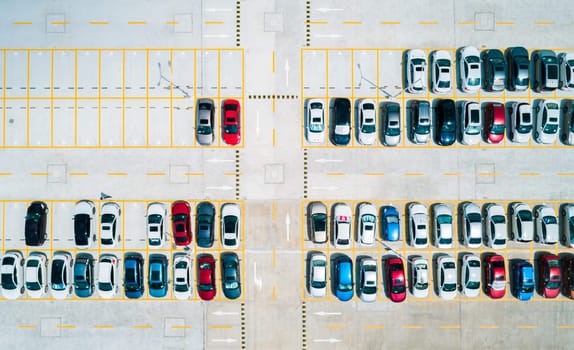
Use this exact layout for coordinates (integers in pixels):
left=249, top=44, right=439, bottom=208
left=29, top=100, right=50, bottom=146
left=327, top=50, right=352, bottom=97
left=354, top=50, right=378, bottom=98
left=171, top=50, right=195, bottom=99
left=124, top=100, right=146, bottom=146
left=53, top=100, right=75, bottom=146
left=197, top=50, right=219, bottom=97
left=5, top=100, right=27, bottom=146
left=53, top=50, right=75, bottom=98
left=76, top=100, right=98, bottom=146
left=3, top=202, right=26, bottom=250
left=219, top=50, right=243, bottom=97
left=5, top=50, right=27, bottom=98
left=100, top=50, right=123, bottom=98
left=148, top=50, right=171, bottom=98
left=302, top=50, right=327, bottom=96
left=52, top=202, right=75, bottom=250
left=28, top=51, right=51, bottom=98
left=123, top=202, right=147, bottom=250
left=171, top=98, right=195, bottom=146
left=100, top=100, right=123, bottom=146
left=124, top=50, right=147, bottom=98
left=148, top=100, right=171, bottom=146
left=77, top=51, right=99, bottom=98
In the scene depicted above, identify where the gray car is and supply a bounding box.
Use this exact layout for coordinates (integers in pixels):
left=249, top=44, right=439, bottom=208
left=381, top=102, right=401, bottom=146
left=410, top=100, right=430, bottom=144
left=506, top=47, right=529, bottom=91
left=481, top=49, right=506, bottom=92
left=307, top=202, right=327, bottom=243
left=196, top=99, right=215, bottom=145
left=196, top=202, right=215, bottom=248
left=533, top=50, right=559, bottom=92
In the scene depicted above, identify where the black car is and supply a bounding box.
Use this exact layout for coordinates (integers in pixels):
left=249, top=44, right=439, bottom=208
left=330, top=98, right=351, bottom=146
left=533, top=50, right=559, bottom=92
left=196, top=202, right=215, bottom=248
left=561, top=99, right=574, bottom=145
left=74, top=253, right=94, bottom=298
left=221, top=252, right=241, bottom=299
left=124, top=253, right=144, bottom=299
left=435, top=99, right=457, bottom=146
left=481, top=49, right=506, bottom=91
left=505, top=47, right=529, bottom=91
left=25, top=201, right=48, bottom=246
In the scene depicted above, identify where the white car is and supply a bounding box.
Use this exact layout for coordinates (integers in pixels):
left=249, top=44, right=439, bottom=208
left=309, top=252, right=327, bottom=298
left=100, top=202, right=121, bottom=247
left=432, top=203, right=453, bottom=248
left=358, top=258, right=377, bottom=302
left=358, top=203, right=377, bottom=246
left=535, top=205, right=558, bottom=244
left=460, top=101, right=482, bottom=145
left=462, top=202, right=482, bottom=248
left=437, top=255, right=457, bottom=300
left=561, top=204, right=574, bottom=247
left=485, top=204, right=507, bottom=249
left=410, top=257, right=429, bottom=298
left=509, top=202, right=534, bottom=242
left=559, top=52, right=574, bottom=90
left=307, top=202, right=327, bottom=244
left=221, top=203, right=241, bottom=249
left=459, top=46, right=481, bottom=93
left=50, top=252, right=74, bottom=299
left=357, top=99, right=377, bottom=145
left=510, top=102, right=533, bottom=143
left=408, top=203, right=428, bottom=248
left=173, top=254, right=193, bottom=300
left=73, top=200, right=96, bottom=249
left=431, top=50, right=452, bottom=94
left=25, top=252, right=48, bottom=298
left=333, top=203, right=352, bottom=249
left=534, top=99, right=560, bottom=144
left=306, top=99, right=326, bottom=144
left=461, top=254, right=480, bottom=298
left=97, top=254, right=120, bottom=299
left=147, top=202, right=168, bottom=247
left=1, top=251, right=24, bottom=299
left=406, top=49, right=427, bottom=93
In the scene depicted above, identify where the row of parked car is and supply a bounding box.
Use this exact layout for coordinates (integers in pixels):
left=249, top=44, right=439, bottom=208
left=0, top=251, right=241, bottom=301
left=308, top=251, right=574, bottom=302
left=195, top=98, right=242, bottom=146
left=23, top=200, right=242, bottom=249
left=404, top=47, right=573, bottom=94
left=305, top=97, right=574, bottom=146
left=306, top=201, right=574, bottom=249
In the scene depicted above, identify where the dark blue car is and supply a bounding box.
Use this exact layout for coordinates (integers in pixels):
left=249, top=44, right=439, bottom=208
left=124, top=253, right=144, bottom=299
left=334, top=255, right=353, bottom=301
left=381, top=206, right=400, bottom=241
left=148, top=254, right=168, bottom=298
left=221, top=252, right=241, bottom=299
left=435, top=99, right=456, bottom=146
left=74, top=253, right=94, bottom=298
left=512, top=260, right=534, bottom=301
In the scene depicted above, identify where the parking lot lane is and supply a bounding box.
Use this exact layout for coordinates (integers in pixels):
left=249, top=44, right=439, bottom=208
left=3, top=201, right=26, bottom=250
left=205, top=301, right=243, bottom=348
left=219, top=49, right=243, bottom=98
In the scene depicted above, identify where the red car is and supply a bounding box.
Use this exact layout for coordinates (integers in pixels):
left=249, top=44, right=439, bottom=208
left=171, top=201, right=192, bottom=246
left=385, top=257, right=406, bottom=303
left=197, top=254, right=216, bottom=301
left=222, top=99, right=241, bottom=145
left=485, top=254, right=506, bottom=299
left=539, top=253, right=561, bottom=298
left=484, top=102, right=505, bottom=144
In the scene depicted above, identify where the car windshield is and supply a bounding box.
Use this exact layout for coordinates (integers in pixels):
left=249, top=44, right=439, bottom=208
left=339, top=283, right=353, bottom=292
left=443, top=283, right=456, bottom=292
left=392, top=284, right=405, bottom=294
left=543, top=216, right=557, bottom=225
left=225, top=279, right=239, bottom=290
left=386, top=124, right=400, bottom=136
left=466, top=281, right=479, bottom=290
left=173, top=214, right=187, bottom=223
left=175, top=283, right=189, bottom=292
left=362, top=214, right=376, bottom=223
left=386, top=215, right=399, bottom=224
left=361, top=124, right=376, bottom=133
left=518, top=210, right=532, bottom=221
left=197, top=125, right=212, bottom=134
left=437, top=214, right=452, bottom=225
left=224, top=216, right=238, bottom=233
left=415, top=124, right=430, bottom=134
left=467, top=213, right=481, bottom=222
left=74, top=214, right=90, bottom=234
left=309, top=120, right=323, bottom=132
left=25, top=212, right=41, bottom=222
left=466, top=125, right=481, bottom=135
left=468, top=77, right=480, bottom=86
left=310, top=102, right=322, bottom=109
left=1, top=273, right=15, bottom=289
left=99, top=281, right=113, bottom=292
left=492, top=215, right=505, bottom=224
left=225, top=124, right=238, bottom=134
left=415, top=237, right=427, bottom=245
left=199, top=283, right=214, bottom=291
left=312, top=213, right=326, bottom=231
left=148, top=214, right=162, bottom=224
left=412, top=58, right=425, bottom=66
left=491, top=124, right=505, bottom=134
left=543, top=123, right=558, bottom=134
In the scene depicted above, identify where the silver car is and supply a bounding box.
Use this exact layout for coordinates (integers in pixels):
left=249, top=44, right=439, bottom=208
left=358, top=203, right=377, bottom=246
left=461, top=253, right=480, bottom=298
left=406, top=49, right=427, bottom=94
left=535, top=205, right=558, bottom=245
left=431, top=50, right=452, bottom=94
left=410, top=257, right=429, bottom=298
left=462, top=202, right=482, bottom=248
left=196, top=99, right=215, bottom=145
left=558, top=52, right=574, bottom=90
left=432, top=204, right=453, bottom=248
left=485, top=203, right=506, bottom=249
left=309, top=252, right=327, bottom=298
left=561, top=204, right=574, bottom=248
left=510, top=102, right=532, bottom=143
left=306, top=99, right=326, bottom=144
left=410, top=100, right=430, bottom=144
left=509, top=202, right=533, bottom=242
left=307, top=202, right=327, bottom=244
left=358, top=258, right=377, bottom=302
left=382, top=102, right=401, bottom=146
left=357, top=99, right=377, bottom=145
left=408, top=202, right=428, bottom=248
left=459, top=101, right=481, bottom=145
left=534, top=100, right=559, bottom=144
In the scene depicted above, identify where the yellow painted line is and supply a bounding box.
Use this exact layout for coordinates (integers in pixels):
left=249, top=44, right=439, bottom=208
left=520, top=172, right=539, bottom=176
left=69, top=172, right=88, bottom=176
left=309, top=21, right=328, bottom=25
left=403, top=325, right=423, bottom=329
left=225, top=172, right=239, bottom=176
left=443, top=172, right=461, bottom=176
left=30, top=172, right=48, bottom=176
left=457, top=21, right=477, bottom=25
left=272, top=128, right=276, bottom=147
left=13, top=22, right=33, bottom=25
left=380, top=21, right=401, bottom=25
left=107, top=172, right=128, bottom=176
left=94, top=325, right=113, bottom=329
left=146, top=172, right=166, bottom=176
left=128, top=21, right=147, bottom=25
left=364, top=172, right=385, bottom=176
left=272, top=202, right=277, bottom=222
left=0, top=172, right=12, bottom=176
left=326, top=172, right=345, bottom=176
left=185, top=172, right=204, bottom=176
left=272, top=248, right=276, bottom=268
left=557, top=325, right=574, bottom=329
left=480, top=325, right=499, bottom=329
left=272, top=285, right=277, bottom=300
left=557, top=173, right=574, bottom=176
left=51, top=21, right=69, bottom=25
left=343, top=21, right=362, bottom=25
left=496, top=21, right=514, bottom=25
left=405, top=172, right=424, bottom=176
left=363, top=325, right=385, bottom=329
left=171, top=325, right=192, bottom=329
left=440, top=325, right=461, bottom=329
left=326, top=325, right=345, bottom=329
left=419, top=21, right=439, bottom=25
left=518, top=325, right=537, bottom=329
left=477, top=172, right=500, bottom=176
left=272, top=51, right=275, bottom=73
left=205, top=21, right=224, bottom=25
left=89, top=21, right=109, bottom=25
left=133, top=325, right=153, bottom=329
left=210, top=325, right=233, bottom=329
left=57, top=325, right=76, bottom=329
left=535, top=21, right=554, bottom=25
left=17, top=325, right=37, bottom=329
left=166, top=21, right=179, bottom=25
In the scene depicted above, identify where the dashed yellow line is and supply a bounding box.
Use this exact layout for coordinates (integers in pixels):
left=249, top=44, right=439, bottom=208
left=94, top=325, right=113, bottom=329
left=477, top=172, right=500, bottom=177
left=535, top=21, right=554, bottom=25
left=419, top=21, right=439, bottom=25
left=225, top=172, right=240, bottom=176
left=89, top=21, right=109, bottom=25
left=364, top=172, right=385, bottom=176
left=480, top=325, right=499, bottom=329
left=557, top=325, right=574, bottom=329
left=403, top=325, right=423, bottom=329
left=51, top=21, right=69, bottom=25
left=17, top=325, right=37, bottom=329
left=57, top=325, right=76, bottom=329
left=30, top=172, right=48, bottom=176
left=0, top=172, right=12, bottom=176
left=13, top=22, right=32, bottom=25
left=107, top=172, right=128, bottom=176
left=457, top=21, right=476, bottom=25
left=128, top=21, right=147, bottom=25
left=496, top=21, right=514, bottom=25
left=309, top=21, right=328, bottom=25
left=166, top=21, right=179, bottom=25
left=343, top=21, right=362, bottom=25
left=443, top=172, right=461, bottom=176
left=69, top=172, right=88, bottom=176
left=133, top=325, right=153, bottom=329
left=272, top=128, right=276, bottom=147
left=210, top=325, right=233, bottom=329
left=326, top=325, right=345, bottom=329
left=363, top=325, right=385, bottom=329
left=518, top=325, right=537, bottom=329
left=205, top=21, right=224, bottom=25
left=272, top=285, right=277, bottom=300
left=171, top=325, right=192, bottom=329
left=146, top=172, right=166, bottom=176
left=185, top=172, right=204, bottom=176
left=520, top=172, right=539, bottom=176
left=440, top=325, right=461, bottom=329
left=326, top=172, right=345, bottom=176
left=557, top=173, right=574, bottom=176
left=380, top=21, right=400, bottom=25
left=405, top=172, right=424, bottom=176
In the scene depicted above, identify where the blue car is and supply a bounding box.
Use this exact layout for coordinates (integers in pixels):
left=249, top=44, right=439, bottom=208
left=381, top=206, right=400, bottom=241
left=124, top=253, right=144, bottom=299
left=148, top=254, right=168, bottom=298
left=74, top=253, right=94, bottom=298
left=512, top=260, right=534, bottom=301
left=334, top=255, right=353, bottom=301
